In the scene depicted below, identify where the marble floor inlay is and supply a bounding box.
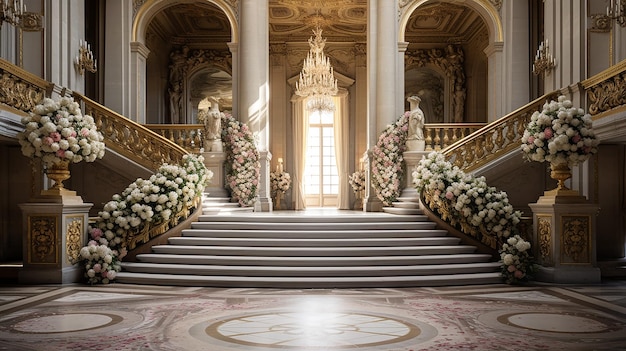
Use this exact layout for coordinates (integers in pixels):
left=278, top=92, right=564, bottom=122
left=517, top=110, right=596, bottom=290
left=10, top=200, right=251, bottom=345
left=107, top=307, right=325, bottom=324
left=0, top=281, right=625, bottom=350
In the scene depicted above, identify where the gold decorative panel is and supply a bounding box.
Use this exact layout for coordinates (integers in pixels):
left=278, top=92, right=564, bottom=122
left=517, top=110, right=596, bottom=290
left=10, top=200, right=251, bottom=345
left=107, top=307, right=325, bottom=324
left=66, top=217, right=84, bottom=265
left=561, top=216, right=591, bottom=264
left=537, top=216, right=552, bottom=265
left=27, top=215, right=58, bottom=265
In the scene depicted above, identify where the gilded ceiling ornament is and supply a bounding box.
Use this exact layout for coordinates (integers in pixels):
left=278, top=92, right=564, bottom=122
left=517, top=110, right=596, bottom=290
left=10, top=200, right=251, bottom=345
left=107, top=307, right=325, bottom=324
left=489, top=0, right=502, bottom=11
left=133, top=0, right=147, bottom=19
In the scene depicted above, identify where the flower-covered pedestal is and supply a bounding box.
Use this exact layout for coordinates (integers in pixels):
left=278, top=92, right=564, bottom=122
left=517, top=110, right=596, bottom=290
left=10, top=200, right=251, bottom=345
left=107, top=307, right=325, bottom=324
left=401, top=151, right=429, bottom=201
left=17, top=96, right=105, bottom=284
left=522, top=95, right=601, bottom=283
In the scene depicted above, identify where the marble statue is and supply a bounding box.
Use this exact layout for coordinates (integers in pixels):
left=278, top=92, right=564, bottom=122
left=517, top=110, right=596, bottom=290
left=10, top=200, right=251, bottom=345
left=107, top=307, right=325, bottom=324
left=406, top=95, right=426, bottom=151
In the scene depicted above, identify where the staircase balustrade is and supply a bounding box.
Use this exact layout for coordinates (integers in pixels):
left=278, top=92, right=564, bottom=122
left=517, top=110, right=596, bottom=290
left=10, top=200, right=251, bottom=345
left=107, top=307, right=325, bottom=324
left=582, top=59, right=626, bottom=117
left=144, top=124, right=204, bottom=153
left=0, top=59, right=54, bottom=113
left=72, top=93, right=188, bottom=172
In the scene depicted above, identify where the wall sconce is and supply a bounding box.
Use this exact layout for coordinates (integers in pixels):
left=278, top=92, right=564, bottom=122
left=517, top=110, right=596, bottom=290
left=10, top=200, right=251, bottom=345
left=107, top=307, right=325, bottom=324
left=74, top=40, right=97, bottom=75
left=532, top=40, right=556, bottom=77
left=0, top=0, right=25, bottom=26
left=592, top=0, right=626, bottom=32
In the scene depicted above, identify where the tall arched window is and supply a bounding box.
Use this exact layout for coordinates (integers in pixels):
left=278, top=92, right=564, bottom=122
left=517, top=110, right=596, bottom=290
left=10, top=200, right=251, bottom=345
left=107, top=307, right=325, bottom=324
left=304, top=107, right=338, bottom=207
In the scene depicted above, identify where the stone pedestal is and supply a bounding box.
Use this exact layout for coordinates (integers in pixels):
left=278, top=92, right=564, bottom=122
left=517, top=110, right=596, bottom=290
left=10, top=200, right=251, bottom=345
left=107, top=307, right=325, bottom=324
left=19, top=200, right=93, bottom=284
left=400, top=151, right=429, bottom=201
left=201, top=151, right=229, bottom=198
left=529, top=192, right=601, bottom=284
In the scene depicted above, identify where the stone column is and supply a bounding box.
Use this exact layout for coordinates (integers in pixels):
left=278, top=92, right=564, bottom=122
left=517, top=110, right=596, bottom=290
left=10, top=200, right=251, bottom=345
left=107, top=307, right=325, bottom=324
left=529, top=185, right=601, bottom=284
left=48, top=0, right=86, bottom=92
left=364, top=0, right=399, bottom=212
left=239, top=0, right=272, bottom=211
left=130, top=42, right=150, bottom=124
left=227, top=42, right=239, bottom=119
left=104, top=0, right=132, bottom=118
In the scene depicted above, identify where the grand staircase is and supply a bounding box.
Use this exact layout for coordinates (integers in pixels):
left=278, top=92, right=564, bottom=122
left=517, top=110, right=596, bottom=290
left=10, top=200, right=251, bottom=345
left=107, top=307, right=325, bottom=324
left=116, top=203, right=503, bottom=288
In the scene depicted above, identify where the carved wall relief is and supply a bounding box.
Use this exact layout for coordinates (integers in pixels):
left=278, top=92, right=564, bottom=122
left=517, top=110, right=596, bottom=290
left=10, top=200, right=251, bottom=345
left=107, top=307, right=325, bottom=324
left=537, top=216, right=552, bottom=265
left=561, top=216, right=591, bottom=264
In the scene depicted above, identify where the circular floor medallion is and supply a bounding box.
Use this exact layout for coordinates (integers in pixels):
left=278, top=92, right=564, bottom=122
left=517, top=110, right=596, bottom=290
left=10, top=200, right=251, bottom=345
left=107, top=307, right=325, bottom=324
left=499, top=313, right=611, bottom=333
left=197, top=311, right=436, bottom=349
left=12, top=313, right=121, bottom=334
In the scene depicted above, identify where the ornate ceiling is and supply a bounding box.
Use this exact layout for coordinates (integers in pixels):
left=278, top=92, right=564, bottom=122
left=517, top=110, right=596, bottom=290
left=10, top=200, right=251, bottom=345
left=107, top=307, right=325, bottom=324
left=146, top=0, right=485, bottom=46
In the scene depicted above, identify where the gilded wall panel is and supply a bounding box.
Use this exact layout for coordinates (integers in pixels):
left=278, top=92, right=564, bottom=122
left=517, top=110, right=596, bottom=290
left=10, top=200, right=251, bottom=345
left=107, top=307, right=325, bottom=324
left=27, top=215, right=58, bottom=265
left=537, top=215, right=552, bottom=265
left=561, top=215, right=591, bottom=264
left=66, top=217, right=84, bottom=265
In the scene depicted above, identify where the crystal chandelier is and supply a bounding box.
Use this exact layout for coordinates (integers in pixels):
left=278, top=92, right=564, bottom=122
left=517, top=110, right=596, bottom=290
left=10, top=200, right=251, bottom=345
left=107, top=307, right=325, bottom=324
left=295, top=25, right=338, bottom=112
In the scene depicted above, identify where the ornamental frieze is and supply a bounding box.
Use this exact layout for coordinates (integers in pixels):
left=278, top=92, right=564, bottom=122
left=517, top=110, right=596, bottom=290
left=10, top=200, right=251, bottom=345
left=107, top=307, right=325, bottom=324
left=0, top=72, right=47, bottom=113
left=586, top=70, right=626, bottom=116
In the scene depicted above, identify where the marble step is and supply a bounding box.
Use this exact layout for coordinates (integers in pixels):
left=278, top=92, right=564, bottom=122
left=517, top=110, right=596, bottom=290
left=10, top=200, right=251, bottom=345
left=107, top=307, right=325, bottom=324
left=167, top=236, right=461, bottom=247
left=181, top=228, right=450, bottom=239
left=191, top=221, right=436, bottom=231
left=121, top=261, right=501, bottom=277
left=383, top=207, right=422, bottom=215
left=115, top=271, right=503, bottom=288
left=150, top=245, right=478, bottom=257
left=197, top=213, right=426, bottom=223
left=133, top=253, right=493, bottom=266
left=391, top=202, right=421, bottom=209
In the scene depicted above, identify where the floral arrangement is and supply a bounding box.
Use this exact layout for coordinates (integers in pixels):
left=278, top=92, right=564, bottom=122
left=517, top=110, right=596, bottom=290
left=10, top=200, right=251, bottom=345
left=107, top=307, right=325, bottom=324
left=371, top=113, right=409, bottom=206
left=221, top=114, right=260, bottom=207
left=17, top=96, right=105, bottom=167
left=413, top=152, right=522, bottom=244
left=521, top=95, right=598, bottom=166
left=80, top=236, right=122, bottom=285
left=270, top=171, right=291, bottom=196
left=500, top=235, right=534, bottom=284
left=82, top=153, right=211, bottom=284
left=348, top=170, right=365, bottom=194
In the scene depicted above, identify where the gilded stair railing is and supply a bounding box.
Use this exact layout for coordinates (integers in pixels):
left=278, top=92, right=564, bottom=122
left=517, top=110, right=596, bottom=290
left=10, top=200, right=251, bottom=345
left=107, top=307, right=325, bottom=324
left=582, top=58, right=626, bottom=118
left=442, top=91, right=560, bottom=172
left=423, top=123, right=485, bottom=151
left=144, top=124, right=204, bottom=154
left=72, top=92, right=188, bottom=172
left=0, top=58, right=54, bottom=113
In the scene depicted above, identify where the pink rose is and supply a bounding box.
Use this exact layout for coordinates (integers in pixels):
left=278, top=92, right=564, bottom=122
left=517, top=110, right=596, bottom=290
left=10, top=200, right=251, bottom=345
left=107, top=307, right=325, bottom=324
left=571, top=134, right=581, bottom=143
left=508, top=265, right=516, bottom=272
left=80, top=128, right=90, bottom=137
left=527, top=136, right=535, bottom=144
left=543, top=127, right=553, bottom=139
left=93, top=263, right=102, bottom=273
left=43, top=136, right=54, bottom=145
left=91, top=228, right=103, bottom=240
left=50, top=132, right=61, bottom=142
left=514, top=270, right=525, bottom=279
left=446, top=191, right=454, bottom=200
left=56, top=150, right=65, bottom=157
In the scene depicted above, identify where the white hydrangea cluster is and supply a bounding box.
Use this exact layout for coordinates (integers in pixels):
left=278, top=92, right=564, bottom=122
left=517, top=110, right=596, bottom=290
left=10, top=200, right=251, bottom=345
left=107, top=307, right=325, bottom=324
left=17, top=96, right=105, bottom=167
left=413, top=152, right=522, bottom=241
left=79, top=239, right=121, bottom=285
left=371, top=114, right=409, bottom=206
left=270, top=171, right=291, bottom=195
left=348, top=170, right=365, bottom=194
left=499, top=235, right=533, bottom=284
left=82, top=153, right=212, bottom=284
left=521, top=95, right=598, bottom=165
left=222, top=113, right=260, bottom=207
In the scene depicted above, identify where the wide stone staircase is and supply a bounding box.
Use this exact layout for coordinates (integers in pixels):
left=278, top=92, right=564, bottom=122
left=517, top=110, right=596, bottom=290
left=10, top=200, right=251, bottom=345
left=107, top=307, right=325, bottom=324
left=116, top=204, right=503, bottom=288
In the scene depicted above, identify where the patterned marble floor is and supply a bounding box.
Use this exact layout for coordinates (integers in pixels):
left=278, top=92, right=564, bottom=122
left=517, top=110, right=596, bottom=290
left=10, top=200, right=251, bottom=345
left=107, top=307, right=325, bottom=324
left=0, top=281, right=625, bottom=350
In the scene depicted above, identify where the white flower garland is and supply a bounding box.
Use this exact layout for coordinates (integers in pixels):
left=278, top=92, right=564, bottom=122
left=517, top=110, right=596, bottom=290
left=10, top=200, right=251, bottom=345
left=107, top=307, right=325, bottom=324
left=521, top=95, right=598, bottom=165
left=348, top=170, right=365, bottom=194
left=270, top=171, right=291, bottom=195
left=371, top=114, right=409, bottom=206
left=18, top=96, right=105, bottom=166
left=221, top=114, right=260, bottom=207
left=500, top=235, right=534, bottom=284
left=82, top=153, right=211, bottom=284
left=413, top=152, right=522, bottom=241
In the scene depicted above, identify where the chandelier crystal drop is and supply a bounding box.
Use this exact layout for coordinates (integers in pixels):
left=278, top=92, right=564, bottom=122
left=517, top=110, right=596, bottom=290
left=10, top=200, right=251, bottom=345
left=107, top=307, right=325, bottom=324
left=295, top=26, right=338, bottom=112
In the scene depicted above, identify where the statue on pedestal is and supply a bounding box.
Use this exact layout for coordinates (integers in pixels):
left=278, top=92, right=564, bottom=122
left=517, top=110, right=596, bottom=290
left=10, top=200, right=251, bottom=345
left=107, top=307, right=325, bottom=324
left=198, top=99, right=223, bottom=152
left=406, top=95, right=426, bottom=151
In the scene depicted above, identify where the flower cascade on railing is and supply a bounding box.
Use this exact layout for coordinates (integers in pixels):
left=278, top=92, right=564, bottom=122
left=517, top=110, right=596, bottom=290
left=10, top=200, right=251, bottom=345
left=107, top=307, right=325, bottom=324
left=371, top=113, right=409, bottom=206
left=521, top=95, right=599, bottom=166
left=413, top=152, right=523, bottom=249
left=80, top=154, right=212, bottom=284
left=17, top=96, right=105, bottom=167
left=221, top=114, right=260, bottom=207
